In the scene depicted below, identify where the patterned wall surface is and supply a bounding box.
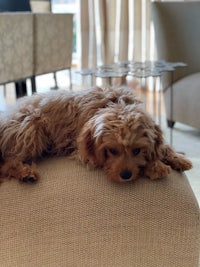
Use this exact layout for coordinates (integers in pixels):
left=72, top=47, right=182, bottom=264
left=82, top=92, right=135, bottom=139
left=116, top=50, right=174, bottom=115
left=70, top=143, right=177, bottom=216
left=0, top=14, right=33, bottom=84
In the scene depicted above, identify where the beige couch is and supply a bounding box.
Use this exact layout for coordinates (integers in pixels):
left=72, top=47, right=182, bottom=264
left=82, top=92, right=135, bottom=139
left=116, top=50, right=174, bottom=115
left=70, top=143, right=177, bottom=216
left=0, top=13, right=73, bottom=92
left=0, top=157, right=199, bottom=267
left=152, top=2, right=200, bottom=129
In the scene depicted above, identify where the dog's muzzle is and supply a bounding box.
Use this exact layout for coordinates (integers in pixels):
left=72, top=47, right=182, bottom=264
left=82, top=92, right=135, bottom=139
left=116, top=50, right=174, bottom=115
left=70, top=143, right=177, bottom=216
left=120, top=170, right=132, bottom=181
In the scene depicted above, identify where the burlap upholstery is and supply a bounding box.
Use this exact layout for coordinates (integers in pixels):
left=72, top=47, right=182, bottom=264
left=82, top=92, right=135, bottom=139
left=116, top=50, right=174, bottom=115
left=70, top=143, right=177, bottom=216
left=0, top=157, right=199, bottom=267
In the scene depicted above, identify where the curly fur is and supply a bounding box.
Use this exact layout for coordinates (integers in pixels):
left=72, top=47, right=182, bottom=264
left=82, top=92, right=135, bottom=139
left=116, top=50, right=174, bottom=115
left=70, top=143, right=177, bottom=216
left=0, top=87, right=192, bottom=183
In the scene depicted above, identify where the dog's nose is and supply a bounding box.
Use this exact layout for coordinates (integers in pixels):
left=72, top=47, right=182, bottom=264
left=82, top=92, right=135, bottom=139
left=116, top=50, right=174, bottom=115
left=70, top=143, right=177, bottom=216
left=120, top=170, right=132, bottom=181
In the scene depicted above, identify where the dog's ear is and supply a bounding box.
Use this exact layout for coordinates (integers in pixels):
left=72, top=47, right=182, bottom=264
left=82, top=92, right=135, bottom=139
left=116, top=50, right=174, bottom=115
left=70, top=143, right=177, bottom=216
left=144, top=123, right=164, bottom=161
left=153, top=124, right=164, bottom=155
left=76, top=120, right=106, bottom=168
left=143, top=123, right=172, bottom=179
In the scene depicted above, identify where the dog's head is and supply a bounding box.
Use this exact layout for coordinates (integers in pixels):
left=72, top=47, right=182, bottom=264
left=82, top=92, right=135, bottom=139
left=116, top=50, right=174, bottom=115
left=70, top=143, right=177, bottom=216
left=77, top=104, right=164, bottom=182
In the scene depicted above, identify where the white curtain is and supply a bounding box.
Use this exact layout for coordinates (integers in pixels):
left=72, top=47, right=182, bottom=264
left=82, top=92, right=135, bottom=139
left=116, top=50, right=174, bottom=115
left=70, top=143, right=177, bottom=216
left=78, top=0, right=153, bottom=69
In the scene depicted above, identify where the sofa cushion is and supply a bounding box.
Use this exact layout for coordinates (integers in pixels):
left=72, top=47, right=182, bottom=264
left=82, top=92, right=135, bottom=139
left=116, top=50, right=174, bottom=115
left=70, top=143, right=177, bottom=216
left=0, top=157, right=199, bottom=267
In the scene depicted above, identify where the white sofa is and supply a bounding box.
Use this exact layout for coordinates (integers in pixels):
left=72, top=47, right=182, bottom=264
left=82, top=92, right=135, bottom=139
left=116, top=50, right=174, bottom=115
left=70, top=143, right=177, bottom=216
left=152, top=1, right=200, bottom=129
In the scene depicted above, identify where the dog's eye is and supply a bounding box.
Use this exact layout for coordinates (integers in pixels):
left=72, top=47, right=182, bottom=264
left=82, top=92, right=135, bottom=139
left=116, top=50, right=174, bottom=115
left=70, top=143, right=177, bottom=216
left=132, top=148, right=141, bottom=156
left=108, top=148, right=118, bottom=156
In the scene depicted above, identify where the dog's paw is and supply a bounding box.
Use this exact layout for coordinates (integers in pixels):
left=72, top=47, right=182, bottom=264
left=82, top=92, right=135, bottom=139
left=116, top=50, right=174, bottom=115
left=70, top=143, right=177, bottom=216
left=145, top=160, right=171, bottom=180
left=17, top=163, right=39, bottom=184
left=0, top=161, right=39, bottom=184
left=170, top=154, right=193, bottom=171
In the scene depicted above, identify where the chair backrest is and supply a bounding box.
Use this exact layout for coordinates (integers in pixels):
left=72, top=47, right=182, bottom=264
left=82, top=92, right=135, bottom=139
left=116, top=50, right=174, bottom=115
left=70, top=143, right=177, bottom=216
left=33, top=13, right=73, bottom=75
left=0, top=13, right=73, bottom=84
left=0, top=1, right=32, bottom=84
left=151, top=1, right=200, bottom=87
left=0, top=13, right=33, bottom=84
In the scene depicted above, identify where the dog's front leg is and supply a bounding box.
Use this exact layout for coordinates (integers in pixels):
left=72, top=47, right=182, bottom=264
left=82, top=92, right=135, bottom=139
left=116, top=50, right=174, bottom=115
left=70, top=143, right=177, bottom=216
left=161, top=145, right=192, bottom=171
left=144, top=160, right=171, bottom=180
left=0, top=159, right=39, bottom=183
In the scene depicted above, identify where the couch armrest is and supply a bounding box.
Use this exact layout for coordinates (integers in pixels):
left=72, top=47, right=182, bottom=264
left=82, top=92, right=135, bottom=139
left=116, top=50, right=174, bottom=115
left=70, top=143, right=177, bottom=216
left=164, top=72, right=200, bottom=129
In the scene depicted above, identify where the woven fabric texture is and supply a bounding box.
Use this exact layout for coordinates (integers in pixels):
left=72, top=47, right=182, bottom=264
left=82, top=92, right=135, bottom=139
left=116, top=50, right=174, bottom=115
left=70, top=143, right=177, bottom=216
left=0, top=13, right=73, bottom=84
left=0, top=157, right=199, bottom=267
left=34, top=13, right=73, bottom=75
left=0, top=14, right=33, bottom=84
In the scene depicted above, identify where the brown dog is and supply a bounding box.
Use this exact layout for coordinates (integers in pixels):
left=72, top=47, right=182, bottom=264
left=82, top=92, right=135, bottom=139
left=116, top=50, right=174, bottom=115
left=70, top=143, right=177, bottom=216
left=0, top=87, right=192, bottom=183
